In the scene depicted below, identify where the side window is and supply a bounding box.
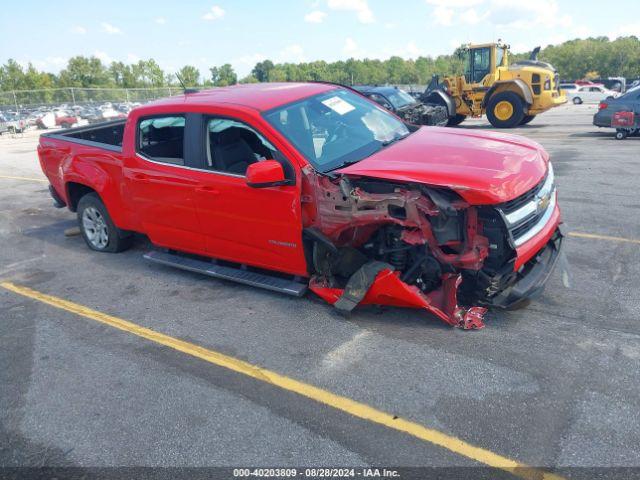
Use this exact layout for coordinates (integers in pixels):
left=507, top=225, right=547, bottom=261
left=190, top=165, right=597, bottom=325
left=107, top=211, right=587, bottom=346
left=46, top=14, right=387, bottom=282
left=368, top=94, right=393, bottom=110
left=496, top=48, right=505, bottom=68
left=138, top=116, right=185, bottom=165
left=206, top=118, right=277, bottom=176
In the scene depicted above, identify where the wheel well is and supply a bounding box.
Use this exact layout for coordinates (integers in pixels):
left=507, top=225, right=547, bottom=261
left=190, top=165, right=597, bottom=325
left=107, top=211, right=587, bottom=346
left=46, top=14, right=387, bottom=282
left=66, top=182, right=96, bottom=212
left=483, top=80, right=532, bottom=108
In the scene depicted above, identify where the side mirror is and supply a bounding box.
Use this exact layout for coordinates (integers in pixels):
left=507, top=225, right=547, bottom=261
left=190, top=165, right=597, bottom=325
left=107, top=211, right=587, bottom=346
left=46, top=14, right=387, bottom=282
left=246, top=160, right=288, bottom=188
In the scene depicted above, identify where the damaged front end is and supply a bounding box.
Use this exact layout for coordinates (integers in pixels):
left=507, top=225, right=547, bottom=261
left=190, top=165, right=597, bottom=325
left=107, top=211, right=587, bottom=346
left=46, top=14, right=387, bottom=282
left=301, top=167, right=492, bottom=329
left=396, top=103, right=450, bottom=127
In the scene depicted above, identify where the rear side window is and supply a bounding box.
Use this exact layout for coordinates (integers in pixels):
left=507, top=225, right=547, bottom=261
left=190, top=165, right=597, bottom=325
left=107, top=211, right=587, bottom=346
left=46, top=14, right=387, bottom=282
left=138, top=116, right=185, bottom=165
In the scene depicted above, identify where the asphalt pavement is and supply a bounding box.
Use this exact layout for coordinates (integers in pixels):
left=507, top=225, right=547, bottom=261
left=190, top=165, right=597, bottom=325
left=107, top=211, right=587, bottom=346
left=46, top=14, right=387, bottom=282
left=1, top=104, right=639, bottom=479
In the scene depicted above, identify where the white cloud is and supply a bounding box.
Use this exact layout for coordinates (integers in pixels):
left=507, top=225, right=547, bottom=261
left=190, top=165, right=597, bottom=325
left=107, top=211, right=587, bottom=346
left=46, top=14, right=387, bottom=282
left=342, top=37, right=369, bottom=58
left=459, top=8, right=488, bottom=25
left=426, top=0, right=583, bottom=32
left=155, top=17, right=167, bottom=25
left=432, top=6, right=454, bottom=26
left=327, top=0, right=374, bottom=24
left=405, top=41, right=423, bottom=58
left=278, top=44, right=306, bottom=63
left=304, top=10, right=327, bottom=23
left=101, top=22, right=123, bottom=35
left=608, top=23, right=640, bottom=40
left=94, top=51, right=113, bottom=64
left=203, top=5, right=225, bottom=21
left=70, top=25, right=86, bottom=34
left=234, top=53, right=267, bottom=67
left=425, top=0, right=483, bottom=6
left=127, top=53, right=140, bottom=63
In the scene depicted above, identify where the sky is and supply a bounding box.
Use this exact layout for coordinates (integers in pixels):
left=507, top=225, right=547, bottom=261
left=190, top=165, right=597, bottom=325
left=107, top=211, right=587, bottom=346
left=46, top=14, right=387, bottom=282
left=1, top=0, right=639, bottom=78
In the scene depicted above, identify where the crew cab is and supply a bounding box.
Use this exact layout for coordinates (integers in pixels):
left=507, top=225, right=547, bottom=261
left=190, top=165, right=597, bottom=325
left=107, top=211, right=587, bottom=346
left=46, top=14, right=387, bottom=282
left=38, top=83, right=563, bottom=329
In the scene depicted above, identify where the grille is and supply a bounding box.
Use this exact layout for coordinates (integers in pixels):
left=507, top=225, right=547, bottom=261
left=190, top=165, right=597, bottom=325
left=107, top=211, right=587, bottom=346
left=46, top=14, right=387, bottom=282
left=496, top=165, right=556, bottom=247
left=500, top=174, right=546, bottom=214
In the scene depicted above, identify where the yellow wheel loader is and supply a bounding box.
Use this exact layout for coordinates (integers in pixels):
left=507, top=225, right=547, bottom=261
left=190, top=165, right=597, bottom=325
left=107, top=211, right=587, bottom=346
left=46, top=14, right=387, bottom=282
left=423, top=42, right=567, bottom=128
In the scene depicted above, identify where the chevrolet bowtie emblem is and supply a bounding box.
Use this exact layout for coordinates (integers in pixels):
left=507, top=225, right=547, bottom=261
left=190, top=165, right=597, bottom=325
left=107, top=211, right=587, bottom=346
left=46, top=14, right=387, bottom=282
left=537, top=193, right=551, bottom=213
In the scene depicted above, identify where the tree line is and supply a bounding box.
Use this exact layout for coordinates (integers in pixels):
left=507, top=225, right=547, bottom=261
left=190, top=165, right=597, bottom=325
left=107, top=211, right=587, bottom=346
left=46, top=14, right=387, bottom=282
left=1, top=36, right=639, bottom=95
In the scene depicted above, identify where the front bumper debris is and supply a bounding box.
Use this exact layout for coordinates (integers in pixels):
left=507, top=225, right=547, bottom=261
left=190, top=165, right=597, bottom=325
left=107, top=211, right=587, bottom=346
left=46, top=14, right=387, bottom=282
left=310, top=270, right=487, bottom=330
left=485, top=227, right=563, bottom=309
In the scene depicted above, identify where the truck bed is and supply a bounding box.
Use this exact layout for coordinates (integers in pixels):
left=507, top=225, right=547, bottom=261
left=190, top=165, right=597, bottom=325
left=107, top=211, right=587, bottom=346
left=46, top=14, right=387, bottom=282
left=41, top=119, right=126, bottom=152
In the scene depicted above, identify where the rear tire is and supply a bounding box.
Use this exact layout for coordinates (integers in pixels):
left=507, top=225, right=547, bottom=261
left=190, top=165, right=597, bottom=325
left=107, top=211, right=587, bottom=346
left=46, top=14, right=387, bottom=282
left=615, top=130, right=627, bottom=140
left=520, top=115, right=536, bottom=125
left=60, top=122, right=71, bottom=129
left=486, top=92, right=526, bottom=128
left=77, top=193, right=132, bottom=253
left=447, top=114, right=467, bottom=126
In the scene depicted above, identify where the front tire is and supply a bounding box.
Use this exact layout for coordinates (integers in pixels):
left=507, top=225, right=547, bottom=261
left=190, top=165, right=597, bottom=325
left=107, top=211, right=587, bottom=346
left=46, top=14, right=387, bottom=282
left=77, top=193, right=132, bottom=253
left=572, top=97, right=582, bottom=105
left=486, top=92, right=526, bottom=128
left=447, top=114, right=467, bottom=126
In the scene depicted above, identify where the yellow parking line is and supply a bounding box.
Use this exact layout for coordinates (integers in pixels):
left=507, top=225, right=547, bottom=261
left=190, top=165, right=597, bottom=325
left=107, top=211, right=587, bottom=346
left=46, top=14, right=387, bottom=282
left=568, top=231, right=640, bottom=245
left=0, top=174, right=48, bottom=183
left=0, top=281, right=564, bottom=480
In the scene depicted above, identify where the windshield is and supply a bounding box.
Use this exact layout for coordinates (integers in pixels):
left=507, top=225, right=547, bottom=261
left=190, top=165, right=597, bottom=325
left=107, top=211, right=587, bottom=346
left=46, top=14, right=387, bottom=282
left=264, top=89, right=410, bottom=173
left=385, top=89, right=417, bottom=109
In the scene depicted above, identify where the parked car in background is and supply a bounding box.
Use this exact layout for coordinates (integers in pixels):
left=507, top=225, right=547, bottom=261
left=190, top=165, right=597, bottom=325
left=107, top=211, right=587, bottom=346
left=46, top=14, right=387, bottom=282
left=54, top=112, right=83, bottom=129
left=35, top=112, right=56, bottom=129
left=353, top=85, right=450, bottom=126
left=5, top=113, right=28, bottom=133
left=559, top=83, right=579, bottom=93
left=568, top=85, right=619, bottom=105
left=593, top=85, right=640, bottom=134
left=0, top=114, right=8, bottom=135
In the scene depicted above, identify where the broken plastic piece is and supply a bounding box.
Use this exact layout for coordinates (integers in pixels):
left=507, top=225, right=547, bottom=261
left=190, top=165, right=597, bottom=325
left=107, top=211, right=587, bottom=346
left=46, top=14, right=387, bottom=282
left=310, top=270, right=486, bottom=329
left=334, top=261, right=393, bottom=313
left=454, top=306, right=487, bottom=330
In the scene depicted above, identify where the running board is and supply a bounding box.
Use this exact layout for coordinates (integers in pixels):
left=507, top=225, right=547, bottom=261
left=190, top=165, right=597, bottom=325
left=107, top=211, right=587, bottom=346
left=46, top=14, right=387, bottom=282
left=143, top=250, right=308, bottom=297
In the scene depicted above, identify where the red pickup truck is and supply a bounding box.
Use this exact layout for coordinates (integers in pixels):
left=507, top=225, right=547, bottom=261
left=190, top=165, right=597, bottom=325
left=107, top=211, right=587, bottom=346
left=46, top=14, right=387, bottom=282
left=38, top=82, right=563, bottom=329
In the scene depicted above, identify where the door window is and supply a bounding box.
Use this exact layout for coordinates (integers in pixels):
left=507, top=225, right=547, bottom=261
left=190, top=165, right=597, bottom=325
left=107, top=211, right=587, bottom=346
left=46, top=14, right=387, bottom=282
left=137, top=116, right=185, bottom=165
left=205, top=118, right=277, bottom=176
left=471, top=48, right=491, bottom=83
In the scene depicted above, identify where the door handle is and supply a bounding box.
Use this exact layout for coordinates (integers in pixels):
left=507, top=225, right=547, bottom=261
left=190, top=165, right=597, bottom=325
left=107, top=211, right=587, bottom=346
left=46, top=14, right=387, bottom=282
left=133, top=173, right=150, bottom=183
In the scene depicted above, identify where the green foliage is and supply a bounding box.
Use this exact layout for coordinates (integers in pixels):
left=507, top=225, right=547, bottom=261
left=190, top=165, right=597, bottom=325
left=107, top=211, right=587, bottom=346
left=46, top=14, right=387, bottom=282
left=1, top=37, right=640, bottom=96
left=210, top=64, right=237, bottom=86
left=177, top=65, right=200, bottom=87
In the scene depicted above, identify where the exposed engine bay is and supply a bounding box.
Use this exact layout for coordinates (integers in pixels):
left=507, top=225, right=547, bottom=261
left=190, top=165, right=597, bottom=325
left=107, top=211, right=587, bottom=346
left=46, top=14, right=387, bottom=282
left=395, top=103, right=450, bottom=127
left=299, top=166, right=515, bottom=329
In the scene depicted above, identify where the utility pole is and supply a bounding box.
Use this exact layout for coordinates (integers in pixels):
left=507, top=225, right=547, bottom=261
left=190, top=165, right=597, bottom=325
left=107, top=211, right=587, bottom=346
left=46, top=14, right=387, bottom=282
left=70, top=88, right=76, bottom=105
left=12, top=91, right=18, bottom=112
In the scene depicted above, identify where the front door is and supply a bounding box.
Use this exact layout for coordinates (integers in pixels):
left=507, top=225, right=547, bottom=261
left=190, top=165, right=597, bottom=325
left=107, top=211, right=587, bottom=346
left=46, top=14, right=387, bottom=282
left=188, top=116, right=308, bottom=276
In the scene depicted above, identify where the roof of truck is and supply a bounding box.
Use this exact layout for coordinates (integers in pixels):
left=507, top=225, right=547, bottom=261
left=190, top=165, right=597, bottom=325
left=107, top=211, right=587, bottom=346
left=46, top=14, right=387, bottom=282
left=145, top=82, right=337, bottom=112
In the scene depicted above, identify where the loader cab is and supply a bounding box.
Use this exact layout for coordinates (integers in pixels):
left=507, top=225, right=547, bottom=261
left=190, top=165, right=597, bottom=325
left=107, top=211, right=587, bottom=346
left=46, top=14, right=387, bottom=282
left=463, top=44, right=508, bottom=85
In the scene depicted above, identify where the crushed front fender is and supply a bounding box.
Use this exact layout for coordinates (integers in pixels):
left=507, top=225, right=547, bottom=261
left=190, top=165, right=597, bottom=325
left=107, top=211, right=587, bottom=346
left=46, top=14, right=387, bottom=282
left=310, top=270, right=486, bottom=329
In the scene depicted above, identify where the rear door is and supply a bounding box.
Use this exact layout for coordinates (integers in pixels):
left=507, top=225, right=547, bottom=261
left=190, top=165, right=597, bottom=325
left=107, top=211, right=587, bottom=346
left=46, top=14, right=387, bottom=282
left=123, top=113, right=206, bottom=254
left=187, top=114, right=308, bottom=276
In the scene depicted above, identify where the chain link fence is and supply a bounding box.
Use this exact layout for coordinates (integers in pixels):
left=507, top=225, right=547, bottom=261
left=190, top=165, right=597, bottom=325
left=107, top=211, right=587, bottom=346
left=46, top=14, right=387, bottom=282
left=0, top=87, right=186, bottom=111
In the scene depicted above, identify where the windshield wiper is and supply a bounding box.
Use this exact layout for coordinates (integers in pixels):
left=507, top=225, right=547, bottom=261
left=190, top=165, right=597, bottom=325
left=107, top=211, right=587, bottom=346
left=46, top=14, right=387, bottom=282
left=381, top=132, right=410, bottom=147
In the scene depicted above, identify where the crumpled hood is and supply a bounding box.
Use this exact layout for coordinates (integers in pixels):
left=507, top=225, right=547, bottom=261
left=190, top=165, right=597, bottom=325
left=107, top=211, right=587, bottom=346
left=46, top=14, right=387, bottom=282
left=336, top=127, right=549, bottom=205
